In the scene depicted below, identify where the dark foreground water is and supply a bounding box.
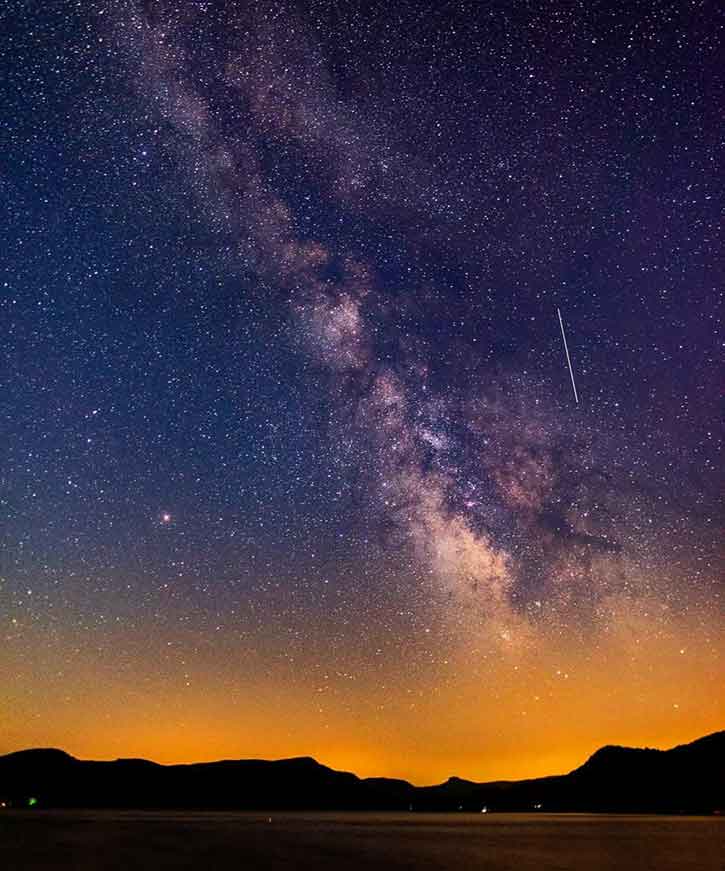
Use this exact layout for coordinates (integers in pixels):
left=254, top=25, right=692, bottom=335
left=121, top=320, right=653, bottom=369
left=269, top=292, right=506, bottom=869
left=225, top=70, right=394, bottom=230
left=1, top=811, right=723, bottom=870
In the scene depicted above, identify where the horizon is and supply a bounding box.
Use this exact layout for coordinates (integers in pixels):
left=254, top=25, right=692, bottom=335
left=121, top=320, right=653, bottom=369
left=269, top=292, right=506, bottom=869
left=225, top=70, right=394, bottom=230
left=3, top=1, right=722, bottom=790
left=3, top=727, right=722, bottom=788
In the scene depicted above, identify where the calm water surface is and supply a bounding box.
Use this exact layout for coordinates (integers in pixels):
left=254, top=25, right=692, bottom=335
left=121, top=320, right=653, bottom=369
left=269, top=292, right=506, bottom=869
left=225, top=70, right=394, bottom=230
left=1, top=811, right=723, bottom=870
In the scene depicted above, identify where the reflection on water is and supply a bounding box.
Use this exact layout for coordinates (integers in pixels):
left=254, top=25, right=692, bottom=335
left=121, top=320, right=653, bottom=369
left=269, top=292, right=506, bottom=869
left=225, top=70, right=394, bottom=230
left=1, top=811, right=722, bottom=870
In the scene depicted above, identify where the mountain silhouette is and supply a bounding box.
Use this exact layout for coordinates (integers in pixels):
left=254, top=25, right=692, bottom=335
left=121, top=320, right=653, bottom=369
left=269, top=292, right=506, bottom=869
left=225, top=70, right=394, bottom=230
left=0, top=731, right=722, bottom=813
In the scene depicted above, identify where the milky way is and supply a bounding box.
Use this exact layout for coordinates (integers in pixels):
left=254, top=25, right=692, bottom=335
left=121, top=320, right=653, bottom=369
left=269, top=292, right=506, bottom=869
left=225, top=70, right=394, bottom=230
left=113, top=0, right=719, bottom=638
left=2, top=0, right=722, bottom=781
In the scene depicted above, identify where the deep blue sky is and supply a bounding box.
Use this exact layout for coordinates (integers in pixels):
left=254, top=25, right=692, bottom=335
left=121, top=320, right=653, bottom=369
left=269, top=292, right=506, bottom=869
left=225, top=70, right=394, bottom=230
left=1, top=0, right=722, bottom=778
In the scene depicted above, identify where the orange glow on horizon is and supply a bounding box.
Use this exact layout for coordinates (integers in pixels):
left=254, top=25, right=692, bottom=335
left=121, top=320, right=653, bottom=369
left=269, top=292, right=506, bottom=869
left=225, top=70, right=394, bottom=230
left=4, top=604, right=723, bottom=785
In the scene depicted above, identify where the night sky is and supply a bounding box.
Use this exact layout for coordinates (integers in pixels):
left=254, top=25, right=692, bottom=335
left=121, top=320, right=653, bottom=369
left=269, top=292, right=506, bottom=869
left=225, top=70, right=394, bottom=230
left=2, top=0, right=723, bottom=784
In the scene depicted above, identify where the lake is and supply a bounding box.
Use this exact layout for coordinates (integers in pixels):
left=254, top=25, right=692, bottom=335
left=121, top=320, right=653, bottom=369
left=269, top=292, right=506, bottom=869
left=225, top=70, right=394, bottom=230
left=1, top=811, right=722, bottom=870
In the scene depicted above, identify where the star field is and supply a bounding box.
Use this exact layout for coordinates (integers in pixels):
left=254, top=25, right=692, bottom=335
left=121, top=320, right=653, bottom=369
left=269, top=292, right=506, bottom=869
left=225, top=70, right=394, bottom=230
left=1, top=0, right=722, bottom=783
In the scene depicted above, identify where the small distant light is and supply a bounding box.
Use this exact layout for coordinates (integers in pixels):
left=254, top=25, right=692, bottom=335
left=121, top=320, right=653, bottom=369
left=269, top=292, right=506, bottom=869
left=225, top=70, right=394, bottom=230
left=28, top=797, right=38, bottom=807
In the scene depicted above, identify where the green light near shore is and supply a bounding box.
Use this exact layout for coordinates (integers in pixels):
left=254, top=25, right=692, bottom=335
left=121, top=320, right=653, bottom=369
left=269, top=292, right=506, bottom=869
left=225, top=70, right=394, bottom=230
left=28, top=797, right=38, bottom=807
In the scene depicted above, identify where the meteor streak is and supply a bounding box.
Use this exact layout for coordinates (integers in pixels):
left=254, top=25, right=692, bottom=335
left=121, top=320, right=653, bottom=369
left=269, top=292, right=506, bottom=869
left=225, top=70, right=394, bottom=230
left=557, top=307, right=579, bottom=405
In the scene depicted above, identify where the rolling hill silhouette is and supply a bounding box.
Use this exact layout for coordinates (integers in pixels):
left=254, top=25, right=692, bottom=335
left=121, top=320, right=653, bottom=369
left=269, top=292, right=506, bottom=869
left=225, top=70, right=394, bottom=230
left=0, top=731, right=722, bottom=813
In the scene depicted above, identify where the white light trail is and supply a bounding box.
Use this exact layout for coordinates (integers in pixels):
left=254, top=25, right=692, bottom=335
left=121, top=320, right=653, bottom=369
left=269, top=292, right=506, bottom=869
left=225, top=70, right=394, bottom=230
left=557, top=307, right=579, bottom=405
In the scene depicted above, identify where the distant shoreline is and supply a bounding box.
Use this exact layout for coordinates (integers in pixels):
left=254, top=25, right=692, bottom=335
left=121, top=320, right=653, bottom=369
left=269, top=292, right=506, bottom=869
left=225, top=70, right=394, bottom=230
left=1, top=730, right=722, bottom=815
